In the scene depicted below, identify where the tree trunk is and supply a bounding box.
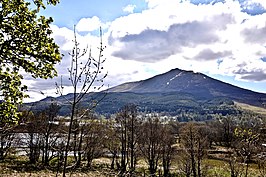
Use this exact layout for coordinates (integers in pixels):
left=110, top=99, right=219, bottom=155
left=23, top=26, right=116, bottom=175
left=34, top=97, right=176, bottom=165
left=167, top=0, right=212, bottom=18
left=44, top=133, right=49, bottom=166
left=75, top=127, right=84, bottom=168
left=62, top=101, right=77, bottom=177
left=111, top=152, right=117, bottom=169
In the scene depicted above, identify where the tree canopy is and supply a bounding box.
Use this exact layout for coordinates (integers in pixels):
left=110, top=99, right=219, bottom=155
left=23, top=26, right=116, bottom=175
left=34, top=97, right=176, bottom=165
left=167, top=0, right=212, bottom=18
left=0, top=0, right=61, bottom=123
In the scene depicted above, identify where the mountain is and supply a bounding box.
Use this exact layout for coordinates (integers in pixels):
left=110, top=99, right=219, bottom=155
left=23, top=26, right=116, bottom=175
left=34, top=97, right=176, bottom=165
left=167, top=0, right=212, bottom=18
left=108, top=68, right=266, bottom=107
left=26, top=68, right=266, bottom=120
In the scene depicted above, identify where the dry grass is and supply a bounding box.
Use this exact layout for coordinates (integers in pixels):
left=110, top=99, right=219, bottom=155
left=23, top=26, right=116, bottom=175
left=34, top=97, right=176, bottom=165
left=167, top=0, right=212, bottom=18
left=0, top=157, right=117, bottom=177
left=235, top=102, right=266, bottom=115
left=0, top=155, right=264, bottom=177
left=0, top=172, right=111, bottom=177
left=0, top=167, right=117, bottom=177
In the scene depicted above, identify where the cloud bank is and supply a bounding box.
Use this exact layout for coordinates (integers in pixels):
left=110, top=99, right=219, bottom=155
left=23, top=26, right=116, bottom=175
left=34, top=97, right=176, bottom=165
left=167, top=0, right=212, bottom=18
left=23, top=0, right=266, bottom=102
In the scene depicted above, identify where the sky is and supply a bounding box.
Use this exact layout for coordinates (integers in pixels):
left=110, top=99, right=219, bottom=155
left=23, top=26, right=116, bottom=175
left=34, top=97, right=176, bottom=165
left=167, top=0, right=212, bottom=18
left=24, top=0, right=266, bottom=102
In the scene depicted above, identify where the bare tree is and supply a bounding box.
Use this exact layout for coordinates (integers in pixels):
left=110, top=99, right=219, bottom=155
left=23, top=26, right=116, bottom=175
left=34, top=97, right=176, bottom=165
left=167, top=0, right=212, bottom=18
left=227, top=150, right=245, bottom=177
left=0, top=123, right=15, bottom=160
left=161, top=124, right=176, bottom=177
left=105, top=119, right=120, bottom=170
left=257, top=127, right=266, bottom=177
left=24, top=111, right=42, bottom=164
left=39, top=102, right=61, bottom=166
left=215, top=115, right=237, bottom=148
left=71, top=109, right=84, bottom=168
left=178, top=152, right=192, bottom=177
left=257, top=152, right=266, bottom=177
left=138, top=115, right=163, bottom=177
left=55, top=26, right=107, bottom=177
left=84, top=119, right=106, bottom=167
left=19, top=103, right=62, bottom=166
left=179, top=122, right=208, bottom=177
left=115, top=104, right=140, bottom=175
left=125, top=104, right=139, bottom=174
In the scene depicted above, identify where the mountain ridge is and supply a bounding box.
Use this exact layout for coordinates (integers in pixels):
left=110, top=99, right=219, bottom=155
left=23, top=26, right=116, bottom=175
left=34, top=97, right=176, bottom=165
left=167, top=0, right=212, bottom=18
left=26, top=68, right=266, bottom=118
left=107, top=68, right=266, bottom=107
left=108, top=68, right=258, bottom=93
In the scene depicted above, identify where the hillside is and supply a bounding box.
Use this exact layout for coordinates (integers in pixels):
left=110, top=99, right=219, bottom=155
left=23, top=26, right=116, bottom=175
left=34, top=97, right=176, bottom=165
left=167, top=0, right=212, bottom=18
left=108, top=68, right=266, bottom=107
left=26, top=68, right=266, bottom=119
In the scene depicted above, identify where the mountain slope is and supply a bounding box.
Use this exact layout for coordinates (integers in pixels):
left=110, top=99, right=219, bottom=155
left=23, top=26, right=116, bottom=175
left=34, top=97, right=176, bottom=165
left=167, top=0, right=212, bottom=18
left=26, top=68, right=266, bottom=118
left=108, top=68, right=266, bottom=107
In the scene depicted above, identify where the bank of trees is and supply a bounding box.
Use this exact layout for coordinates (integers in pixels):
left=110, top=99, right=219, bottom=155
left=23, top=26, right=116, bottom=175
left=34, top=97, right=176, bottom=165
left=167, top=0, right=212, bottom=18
left=0, top=0, right=61, bottom=123
left=0, top=104, right=266, bottom=177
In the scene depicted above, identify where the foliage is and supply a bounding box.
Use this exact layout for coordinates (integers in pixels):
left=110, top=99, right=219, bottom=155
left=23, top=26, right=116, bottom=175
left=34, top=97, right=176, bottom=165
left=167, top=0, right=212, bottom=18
left=234, top=127, right=260, bottom=177
left=0, top=0, right=61, bottom=123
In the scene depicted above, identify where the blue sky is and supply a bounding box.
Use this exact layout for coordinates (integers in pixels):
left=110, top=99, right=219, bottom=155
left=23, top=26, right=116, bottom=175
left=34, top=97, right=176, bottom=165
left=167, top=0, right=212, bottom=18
left=40, top=0, right=148, bottom=27
left=24, top=0, right=266, bottom=102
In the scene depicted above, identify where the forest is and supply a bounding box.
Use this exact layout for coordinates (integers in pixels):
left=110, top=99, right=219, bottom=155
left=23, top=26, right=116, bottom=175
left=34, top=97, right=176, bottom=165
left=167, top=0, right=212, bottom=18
left=0, top=103, right=266, bottom=177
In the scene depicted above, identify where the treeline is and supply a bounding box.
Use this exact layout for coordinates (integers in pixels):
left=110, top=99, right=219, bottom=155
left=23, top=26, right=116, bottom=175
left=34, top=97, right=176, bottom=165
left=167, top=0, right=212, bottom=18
left=28, top=92, right=239, bottom=121
left=0, top=103, right=266, bottom=176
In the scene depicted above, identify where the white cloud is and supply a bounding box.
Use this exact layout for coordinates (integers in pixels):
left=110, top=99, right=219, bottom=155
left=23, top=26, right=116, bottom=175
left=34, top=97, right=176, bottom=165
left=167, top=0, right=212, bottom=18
left=23, top=0, right=266, bottom=102
left=76, top=16, right=102, bottom=32
left=123, top=4, right=136, bottom=13
left=108, top=0, right=266, bottom=81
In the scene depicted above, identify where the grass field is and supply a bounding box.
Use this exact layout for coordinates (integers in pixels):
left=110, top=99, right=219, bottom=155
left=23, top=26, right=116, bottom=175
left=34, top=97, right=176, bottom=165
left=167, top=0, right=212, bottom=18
left=0, top=155, right=264, bottom=177
left=0, top=157, right=114, bottom=177
left=235, top=102, right=266, bottom=115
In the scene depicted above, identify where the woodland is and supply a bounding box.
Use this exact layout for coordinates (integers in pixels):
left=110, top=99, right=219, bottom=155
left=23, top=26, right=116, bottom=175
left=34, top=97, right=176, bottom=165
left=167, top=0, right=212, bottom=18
left=0, top=103, right=266, bottom=177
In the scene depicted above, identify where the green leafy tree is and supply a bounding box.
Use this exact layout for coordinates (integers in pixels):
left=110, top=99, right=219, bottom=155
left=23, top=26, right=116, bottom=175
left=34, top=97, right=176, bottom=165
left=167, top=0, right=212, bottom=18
left=0, top=0, right=61, bottom=123
left=234, top=127, right=260, bottom=177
